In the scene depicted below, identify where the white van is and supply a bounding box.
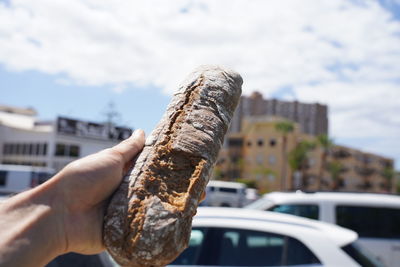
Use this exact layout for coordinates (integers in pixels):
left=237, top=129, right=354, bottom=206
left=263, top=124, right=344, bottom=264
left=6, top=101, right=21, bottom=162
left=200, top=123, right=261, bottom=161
left=0, top=164, right=54, bottom=195
left=201, top=180, right=247, bottom=208
left=246, top=191, right=400, bottom=267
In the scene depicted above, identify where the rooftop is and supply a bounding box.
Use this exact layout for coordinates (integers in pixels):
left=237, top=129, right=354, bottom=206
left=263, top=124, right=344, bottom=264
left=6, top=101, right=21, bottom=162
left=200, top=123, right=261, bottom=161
left=0, top=104, right=37, bottom=116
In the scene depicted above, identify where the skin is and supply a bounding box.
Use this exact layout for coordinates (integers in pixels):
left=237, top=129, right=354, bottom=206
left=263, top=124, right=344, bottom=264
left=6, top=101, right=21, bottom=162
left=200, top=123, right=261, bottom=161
left=0, top=129, right=145, bottom=267
left=0, top=129, right=207, bottom=267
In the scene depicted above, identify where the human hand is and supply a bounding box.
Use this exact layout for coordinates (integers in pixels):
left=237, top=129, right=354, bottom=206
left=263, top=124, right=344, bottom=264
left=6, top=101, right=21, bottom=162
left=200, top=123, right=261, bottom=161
left=52, top=129, right=145, bottom=255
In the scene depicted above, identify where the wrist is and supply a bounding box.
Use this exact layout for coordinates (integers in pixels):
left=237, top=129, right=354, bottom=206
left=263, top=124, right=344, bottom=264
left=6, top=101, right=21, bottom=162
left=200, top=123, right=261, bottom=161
left=0, top=181, right=66, bottom=266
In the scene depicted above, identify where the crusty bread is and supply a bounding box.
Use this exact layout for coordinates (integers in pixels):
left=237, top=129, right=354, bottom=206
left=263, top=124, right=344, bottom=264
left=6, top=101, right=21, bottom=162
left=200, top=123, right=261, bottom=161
left=103, top=65, right=242, bottom=267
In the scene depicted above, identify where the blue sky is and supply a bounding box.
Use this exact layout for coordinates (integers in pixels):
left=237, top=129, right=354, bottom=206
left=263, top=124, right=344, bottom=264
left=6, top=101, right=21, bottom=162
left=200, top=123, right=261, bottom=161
left=0, top=0, right=400, bottom=168
left=1, top=65, right=170, bottom=133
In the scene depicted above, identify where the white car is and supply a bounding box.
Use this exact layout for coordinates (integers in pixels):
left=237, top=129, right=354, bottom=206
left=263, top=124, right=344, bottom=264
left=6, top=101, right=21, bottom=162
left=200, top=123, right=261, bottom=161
left=201, top=180, right=247, bottom=207
left=0, top=164, right=54, bottom=195
left=169, top=207, right=381, bottom=267
left=246, top=191, right=400, bottom=266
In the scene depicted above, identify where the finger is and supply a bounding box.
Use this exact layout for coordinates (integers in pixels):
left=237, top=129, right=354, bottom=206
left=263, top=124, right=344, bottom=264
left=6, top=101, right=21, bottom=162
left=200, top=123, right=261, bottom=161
left=112, top=129, right=145, bottom=163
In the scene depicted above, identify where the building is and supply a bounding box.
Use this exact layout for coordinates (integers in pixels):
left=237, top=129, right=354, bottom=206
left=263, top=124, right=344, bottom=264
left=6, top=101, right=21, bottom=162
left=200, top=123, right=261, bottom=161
left=229, top=91, right=328, bottom=136
left=324, top=145, right=395, bottom=193
left=216, top=115, right=395, bottom=194
left=0, top=105, right=133, bottom=172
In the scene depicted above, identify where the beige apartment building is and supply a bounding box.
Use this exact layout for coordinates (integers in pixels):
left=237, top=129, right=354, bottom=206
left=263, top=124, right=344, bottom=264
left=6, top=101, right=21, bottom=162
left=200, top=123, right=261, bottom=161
left=215, top=116, right=395, bottom=194
left=230, top=91, right=328, bottom=136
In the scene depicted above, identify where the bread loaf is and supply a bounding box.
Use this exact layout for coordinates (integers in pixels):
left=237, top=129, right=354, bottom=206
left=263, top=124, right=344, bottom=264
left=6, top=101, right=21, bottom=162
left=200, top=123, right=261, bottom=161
left=103, top=65, right=242, bottom=267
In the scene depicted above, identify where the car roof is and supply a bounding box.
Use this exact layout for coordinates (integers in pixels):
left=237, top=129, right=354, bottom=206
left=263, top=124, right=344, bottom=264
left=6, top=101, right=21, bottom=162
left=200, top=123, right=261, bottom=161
left=194, top=207, right=357, bottom=247
left=259, top=191, right=400, bottom=206
left=0, top=164, right=55, bottom=173
left=207, top=180, right=246, bottom=189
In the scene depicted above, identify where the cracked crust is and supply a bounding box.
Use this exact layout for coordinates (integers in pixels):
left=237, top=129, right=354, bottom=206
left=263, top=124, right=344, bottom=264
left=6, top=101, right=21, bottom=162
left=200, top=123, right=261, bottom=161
left=103, top=65, right=242, bottom=267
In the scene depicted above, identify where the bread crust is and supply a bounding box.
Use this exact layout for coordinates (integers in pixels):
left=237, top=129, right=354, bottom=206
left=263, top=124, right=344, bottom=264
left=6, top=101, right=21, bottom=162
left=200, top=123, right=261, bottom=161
left=103, top=65, right=242, bottom=267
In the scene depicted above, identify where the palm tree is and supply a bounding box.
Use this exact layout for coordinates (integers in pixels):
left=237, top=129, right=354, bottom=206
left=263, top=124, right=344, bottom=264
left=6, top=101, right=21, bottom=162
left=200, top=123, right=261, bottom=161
left=288, top=140, right=315, bottom=190
left=251, top=166, right=276, bottom=193
left=316, top=134, right=333, bottom=191
left=382, top=167, right=395, bottom=192
left=275, top=121, right=294, bottom=191
left=326, top=161, right=344, bottom=190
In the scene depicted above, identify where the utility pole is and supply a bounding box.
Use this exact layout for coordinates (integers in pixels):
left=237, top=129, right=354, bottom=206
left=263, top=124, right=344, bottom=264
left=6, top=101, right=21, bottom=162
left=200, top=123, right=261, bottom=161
left=103, top=101, right=121, bottom=139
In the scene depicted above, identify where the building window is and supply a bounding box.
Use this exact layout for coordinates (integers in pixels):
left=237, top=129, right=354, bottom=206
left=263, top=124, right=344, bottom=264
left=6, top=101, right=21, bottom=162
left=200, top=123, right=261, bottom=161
left=0, top=171, right=7, bottom=186
left=268, top=154, right=276, bottom=164
left=268, top=174, right=275, bottom=182
left=247, top=141, right=252, bottom=147
left=16, top=144, right=22, bottom=155
left=8, top=144, right=13, bottom=154
left=256, top=154, right=263, bottom=164
left=35, top=144, right=40, bottom=155
left=38, top=143, right=44, bottom=155
left=231, top=156, right=240, bottom=164
left=55, top=144, right=66, bottom=156
left=42, top=143, right=47, bottom=156
left=55, top=143, right=80, bottom=157
left=257, top=139, right=264, bottom=147
left=28, top=144, right=34, bottom=155
left=3, top=144, right=9, bottom=155
left=269, top=139, right=276, bottom=147
left=22, top=144, right=29, bottom=155
left=228, top=138, right=243, bottom=147
left=2, top=142, right=48, bottom=156
left=69, top=145, right=80, bottom=157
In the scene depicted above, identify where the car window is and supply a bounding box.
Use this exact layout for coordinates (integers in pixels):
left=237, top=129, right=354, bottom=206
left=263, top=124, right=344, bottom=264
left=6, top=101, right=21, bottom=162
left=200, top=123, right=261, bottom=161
left=46, top=252, right=106, bottom=267
left=268, top=204, right=319, bottom=220
left=170, top=227, right=321, bottom=266
left=219, top=187, right=238, bottom=193
left=171, top=229, right=205, bottom=265
left=245, top=198, right=274, bottom=210
left=341, top=242, right=384, bottom=267
left=336, top=205, right=400, bottom=238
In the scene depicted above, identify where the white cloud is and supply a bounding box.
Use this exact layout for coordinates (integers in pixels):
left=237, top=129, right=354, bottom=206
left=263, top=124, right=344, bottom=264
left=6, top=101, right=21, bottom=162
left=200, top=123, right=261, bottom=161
left=0, top=0, right=400, bottom=165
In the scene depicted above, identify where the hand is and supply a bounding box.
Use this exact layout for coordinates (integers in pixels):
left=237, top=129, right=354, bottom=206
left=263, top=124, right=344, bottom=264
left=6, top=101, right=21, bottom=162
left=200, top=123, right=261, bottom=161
left=52, top=129, right=145, bottom=254
left=0, top=129, right=145, bottom=266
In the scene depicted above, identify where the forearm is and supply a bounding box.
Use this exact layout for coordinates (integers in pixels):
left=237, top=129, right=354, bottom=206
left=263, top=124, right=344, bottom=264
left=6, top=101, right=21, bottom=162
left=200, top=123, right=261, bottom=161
left=0, top=183, right=64, bottom=267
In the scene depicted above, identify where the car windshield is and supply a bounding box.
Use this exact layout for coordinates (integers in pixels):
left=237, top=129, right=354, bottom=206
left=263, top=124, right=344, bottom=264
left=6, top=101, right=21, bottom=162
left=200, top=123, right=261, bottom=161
left=341, top=242, right=384, bottom=267
left=245, top=198, right=273, bottom=210
left=267, top=204, right=319, bottom=220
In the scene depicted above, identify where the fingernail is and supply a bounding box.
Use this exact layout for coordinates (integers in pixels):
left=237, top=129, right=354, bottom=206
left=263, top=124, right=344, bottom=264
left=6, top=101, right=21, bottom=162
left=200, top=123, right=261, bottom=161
left=132, top=129, right=144, bottom=138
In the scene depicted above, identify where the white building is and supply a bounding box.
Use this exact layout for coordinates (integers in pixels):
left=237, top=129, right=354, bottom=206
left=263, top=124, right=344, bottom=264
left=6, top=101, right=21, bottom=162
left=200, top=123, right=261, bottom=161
left=0, top=105, right=133, bottom=172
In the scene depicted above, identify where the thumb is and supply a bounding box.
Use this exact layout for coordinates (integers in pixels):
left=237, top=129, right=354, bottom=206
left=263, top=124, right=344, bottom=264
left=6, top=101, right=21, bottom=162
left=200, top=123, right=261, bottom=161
left=112, top=129, right=145, bottom=164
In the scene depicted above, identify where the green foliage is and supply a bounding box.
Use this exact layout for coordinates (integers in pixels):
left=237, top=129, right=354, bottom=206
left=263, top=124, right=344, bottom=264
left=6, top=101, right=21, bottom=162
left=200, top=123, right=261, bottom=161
left=212, top=166, right=223, bottom=180
left=382, top=167, right=394, bottom=181
left=316, top=134, right=333, bottom=150
left=326, top=161, right=344, bottom=181
left=234, top=157, right=245, bottom=169
left=275, top=121, right=295, bottom=135
left=236, top=178, right=257, bottom=188
left=288, top=140, right=315, bottom=171
left=251, top=166, right=275, bottom=176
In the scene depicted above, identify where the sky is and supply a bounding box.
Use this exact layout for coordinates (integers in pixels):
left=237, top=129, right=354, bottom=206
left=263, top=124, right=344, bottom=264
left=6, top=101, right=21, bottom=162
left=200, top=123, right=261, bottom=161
left=0, top=0, right=400, bottom=168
